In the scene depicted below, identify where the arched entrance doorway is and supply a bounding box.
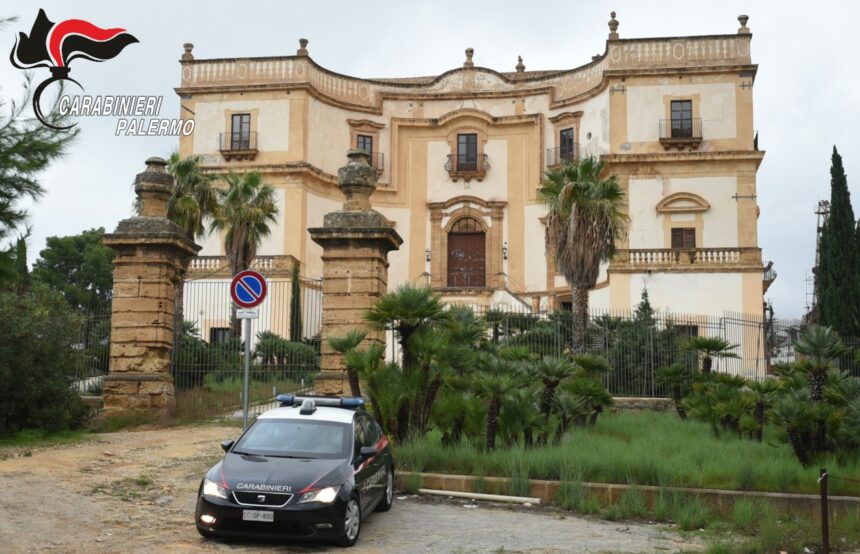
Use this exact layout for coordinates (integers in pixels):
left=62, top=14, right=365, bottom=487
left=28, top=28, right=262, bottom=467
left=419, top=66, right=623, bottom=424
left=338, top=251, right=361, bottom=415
left=447, top=217, right=486, bottom=287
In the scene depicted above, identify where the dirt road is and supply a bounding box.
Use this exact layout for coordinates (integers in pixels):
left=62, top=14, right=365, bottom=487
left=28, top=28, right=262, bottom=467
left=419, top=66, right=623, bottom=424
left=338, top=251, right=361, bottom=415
left=0, top=424, right=703, bottom=553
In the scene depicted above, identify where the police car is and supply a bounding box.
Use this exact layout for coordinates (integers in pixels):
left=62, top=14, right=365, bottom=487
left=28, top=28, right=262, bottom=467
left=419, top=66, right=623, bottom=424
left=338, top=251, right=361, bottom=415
left=195, top=395, right=394, bottom=547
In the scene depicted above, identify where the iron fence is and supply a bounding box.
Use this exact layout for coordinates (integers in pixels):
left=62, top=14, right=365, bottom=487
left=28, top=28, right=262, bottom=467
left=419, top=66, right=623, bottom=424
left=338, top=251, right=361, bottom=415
left=384, top=305, right=860, bottom=397
left=172, top=278, right=323, bottom=419
left=73, top=305, right=112, bottom=394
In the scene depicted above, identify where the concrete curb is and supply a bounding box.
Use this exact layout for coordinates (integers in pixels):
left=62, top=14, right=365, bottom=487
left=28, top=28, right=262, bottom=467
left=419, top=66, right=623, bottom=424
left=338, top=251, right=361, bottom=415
left=396, top=471, right=860, bottom=517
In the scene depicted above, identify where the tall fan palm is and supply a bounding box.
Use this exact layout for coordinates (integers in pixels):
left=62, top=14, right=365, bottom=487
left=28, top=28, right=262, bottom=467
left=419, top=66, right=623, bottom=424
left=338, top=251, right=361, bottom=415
left=209, top=171, right=278, bottom=336
left=165, top=153, right=219, bottom=347
left=167, top=153, right=220, bottom=240
left=539, top=157, right=628, bottom=352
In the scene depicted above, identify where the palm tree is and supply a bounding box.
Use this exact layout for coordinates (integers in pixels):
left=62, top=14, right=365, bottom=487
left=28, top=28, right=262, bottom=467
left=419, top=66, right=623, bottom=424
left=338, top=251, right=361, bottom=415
left=539, top=157, right=628, bottom=352
left=793, top=325, right=848, bottom=401
left=771, top=388, right=816, bottom=466
left=473, top=356, right=523, bottom=451
left=209, top=171, right=278, bottom=336
left=364, top=284, right=448, bottom=371
left=530, top=357, right=575, bottom=424
left=746, top=378, right=780, bottom=442
left=683, top=336, right=740, bottom=374
left=165, top=153, right=220, bottom=346
left=553, top=390, right=590, bottom=445
left=328, top=330, right=368, bottom=397
left=655, top=363, right=693, bottom=420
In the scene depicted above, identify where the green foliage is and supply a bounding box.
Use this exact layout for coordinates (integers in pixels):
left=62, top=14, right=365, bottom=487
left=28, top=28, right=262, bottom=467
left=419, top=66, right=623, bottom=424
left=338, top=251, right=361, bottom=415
left=539, top=156, right=628, bottom=350
left=31, top=228, right=114, bottom=311
left=165, top=153, right=219, bottom=240
left=396, top=411, right=860, bottom=495
left=606, top=290, right=682, bottom=395
left=684, top=336, right=740, bottom=373
left=0, top=285, right=90, bottom=436
left=289, top=264, right=303, bottom=342
left=818, top=146, right=860, bottom=337
left=364, top=284, right=447, bottom=370
left=0, top=73, right=77, bottom=287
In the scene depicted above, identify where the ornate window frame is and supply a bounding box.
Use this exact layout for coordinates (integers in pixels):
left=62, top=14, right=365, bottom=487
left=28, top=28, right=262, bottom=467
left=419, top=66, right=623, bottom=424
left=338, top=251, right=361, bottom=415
left=428, top=196, right=506, bottom=290
left=657, top=191, right=709, bottom=249
left=347, top=119, right=385, bottom=173
left=547, top=111, right=582, bottom=166
left=446, top=125, right=488, bottom=182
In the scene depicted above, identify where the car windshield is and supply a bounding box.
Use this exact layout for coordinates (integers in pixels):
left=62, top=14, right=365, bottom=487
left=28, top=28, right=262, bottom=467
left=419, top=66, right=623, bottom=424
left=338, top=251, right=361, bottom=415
left=233, top=419, right=350, bottom=459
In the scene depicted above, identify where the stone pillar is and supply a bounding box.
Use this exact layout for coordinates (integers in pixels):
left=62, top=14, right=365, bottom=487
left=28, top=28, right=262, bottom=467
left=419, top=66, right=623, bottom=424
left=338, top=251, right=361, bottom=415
left=309, top=150, right=402, bottom=395
left=102, top=157, right=200, bottom=417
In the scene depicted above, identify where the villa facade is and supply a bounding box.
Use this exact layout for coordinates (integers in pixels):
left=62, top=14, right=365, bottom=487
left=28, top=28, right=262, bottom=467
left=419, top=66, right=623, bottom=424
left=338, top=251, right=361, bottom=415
left=177, top=13, right=771, bottom=322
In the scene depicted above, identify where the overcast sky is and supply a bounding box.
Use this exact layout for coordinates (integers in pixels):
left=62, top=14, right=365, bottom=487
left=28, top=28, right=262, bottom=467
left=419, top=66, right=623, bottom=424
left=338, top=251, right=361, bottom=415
left=2, top=0, right=856, bottom=319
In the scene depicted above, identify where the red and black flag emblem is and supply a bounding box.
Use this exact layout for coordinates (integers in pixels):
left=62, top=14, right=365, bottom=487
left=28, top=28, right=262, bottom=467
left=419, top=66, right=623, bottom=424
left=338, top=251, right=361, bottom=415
left=9, top=9, right=138, bottom=129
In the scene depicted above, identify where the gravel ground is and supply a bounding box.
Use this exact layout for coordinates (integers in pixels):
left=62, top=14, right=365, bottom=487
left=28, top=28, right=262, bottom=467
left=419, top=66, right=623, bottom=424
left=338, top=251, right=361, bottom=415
left=0, top=424, right=704, bottom=553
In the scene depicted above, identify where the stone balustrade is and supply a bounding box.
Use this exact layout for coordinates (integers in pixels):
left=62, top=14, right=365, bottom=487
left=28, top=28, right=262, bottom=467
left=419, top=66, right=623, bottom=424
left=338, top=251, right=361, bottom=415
left=611, top=247, right=762, bottom=272
left=187, top=255, right=299, bottom=278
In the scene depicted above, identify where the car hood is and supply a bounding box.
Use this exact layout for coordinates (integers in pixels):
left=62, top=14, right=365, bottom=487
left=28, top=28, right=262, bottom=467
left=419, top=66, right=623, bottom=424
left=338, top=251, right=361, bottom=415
left=210, top=454, right=347, bottom=495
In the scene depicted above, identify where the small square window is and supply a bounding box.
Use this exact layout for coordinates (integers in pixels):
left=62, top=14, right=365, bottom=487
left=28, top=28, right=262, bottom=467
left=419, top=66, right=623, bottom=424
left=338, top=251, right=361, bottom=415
left=209, top=327, right=231, bottom=344
left=671, top=227, right=696, bottom=249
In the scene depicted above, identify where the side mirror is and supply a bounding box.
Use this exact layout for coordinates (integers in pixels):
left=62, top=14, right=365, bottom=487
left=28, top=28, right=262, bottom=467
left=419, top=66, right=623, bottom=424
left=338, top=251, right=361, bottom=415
left=221, top=439, right=234, bottom=453
left=359, top=446, right=377, bottom=460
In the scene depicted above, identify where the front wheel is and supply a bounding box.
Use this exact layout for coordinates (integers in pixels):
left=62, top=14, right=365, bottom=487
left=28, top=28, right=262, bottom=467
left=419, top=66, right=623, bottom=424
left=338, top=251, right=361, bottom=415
left=336, top=495, right=361, bottom=547
left=376, top=466, right=394, bottom=512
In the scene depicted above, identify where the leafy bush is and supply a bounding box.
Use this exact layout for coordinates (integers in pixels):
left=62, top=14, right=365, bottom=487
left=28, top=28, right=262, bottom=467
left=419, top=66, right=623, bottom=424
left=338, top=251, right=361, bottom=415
left=0, top=285, right=89, bottom=436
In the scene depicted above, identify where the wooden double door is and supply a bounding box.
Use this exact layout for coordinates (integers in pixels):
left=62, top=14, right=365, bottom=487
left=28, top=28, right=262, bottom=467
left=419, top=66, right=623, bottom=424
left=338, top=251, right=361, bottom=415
left=447, top=226, right=486, bottom=288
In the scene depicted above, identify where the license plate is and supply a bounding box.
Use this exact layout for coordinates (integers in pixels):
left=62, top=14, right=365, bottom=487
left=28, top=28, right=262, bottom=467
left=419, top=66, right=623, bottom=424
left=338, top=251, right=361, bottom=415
left=242, top=510, right=274, bottom=523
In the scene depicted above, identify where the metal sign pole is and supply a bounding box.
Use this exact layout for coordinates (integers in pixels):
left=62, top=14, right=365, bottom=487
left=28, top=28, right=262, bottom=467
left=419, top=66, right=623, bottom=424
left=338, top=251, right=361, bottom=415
left=243, top=317, right=251, bottom=430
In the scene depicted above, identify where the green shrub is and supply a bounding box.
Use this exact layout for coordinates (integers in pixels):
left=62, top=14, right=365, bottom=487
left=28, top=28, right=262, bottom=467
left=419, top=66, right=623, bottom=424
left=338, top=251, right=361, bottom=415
left=0, top=285, right=90, bottom=436
left=674, top=495, right=711, bottom=530
left=604, top=486, right=648, bottom=520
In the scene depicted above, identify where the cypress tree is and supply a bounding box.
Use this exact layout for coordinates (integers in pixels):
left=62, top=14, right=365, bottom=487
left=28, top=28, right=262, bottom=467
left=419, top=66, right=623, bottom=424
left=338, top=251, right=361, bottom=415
left=817, top=146, right=860, bottom=336
left=289, top=263, right=303, bottom=342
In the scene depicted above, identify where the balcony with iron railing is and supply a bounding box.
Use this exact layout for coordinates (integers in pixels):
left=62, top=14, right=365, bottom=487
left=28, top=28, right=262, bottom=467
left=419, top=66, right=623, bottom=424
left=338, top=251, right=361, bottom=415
left=219, top=131, right=258, bottom=161
left=659, top=118, right=702, bottom=150
left=611, top=247, right=762, bottom=272
left=763, top=261, right=777, bottom=292
left=546, top=144, right=582, bottom=167
left=445, top=153, right=490, bottom=182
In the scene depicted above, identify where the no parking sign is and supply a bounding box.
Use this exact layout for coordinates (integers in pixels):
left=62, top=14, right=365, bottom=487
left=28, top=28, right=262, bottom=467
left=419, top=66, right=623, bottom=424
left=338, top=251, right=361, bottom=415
left=230, top=269, right=268, bottom=430
left=230, top=269, right=267, bottom=309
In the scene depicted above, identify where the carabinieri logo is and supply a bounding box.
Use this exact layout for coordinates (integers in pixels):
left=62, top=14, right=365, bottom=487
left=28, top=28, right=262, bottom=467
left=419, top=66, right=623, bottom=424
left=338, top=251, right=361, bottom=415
left=9, top=9, right=138, bottom=130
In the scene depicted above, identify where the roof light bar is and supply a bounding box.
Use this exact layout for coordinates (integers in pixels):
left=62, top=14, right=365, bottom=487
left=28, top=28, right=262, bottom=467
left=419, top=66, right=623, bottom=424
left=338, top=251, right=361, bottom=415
left=276, top=394, right=365, bottom=409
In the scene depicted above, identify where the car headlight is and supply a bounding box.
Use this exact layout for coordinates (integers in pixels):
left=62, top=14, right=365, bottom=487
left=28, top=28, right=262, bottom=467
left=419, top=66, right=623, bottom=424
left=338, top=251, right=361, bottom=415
left=298, top=485, right=341, bottom=504
left=202, top=478, right=229, bottom=500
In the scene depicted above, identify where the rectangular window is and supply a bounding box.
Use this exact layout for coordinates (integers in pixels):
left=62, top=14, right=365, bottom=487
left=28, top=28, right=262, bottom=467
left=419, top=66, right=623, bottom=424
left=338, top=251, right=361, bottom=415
left=209, top=327, right=231, bottom=344
left=670, top=100, right=693, bottom=138
left=356, top=134, right=373, bottom=156
left=457, top=133, right=478, bottom=171
left=671, top=227, right=696, bottom=249
left=674, top=324, right=699, bottom=339
left=559, top=128, right=575, bottom=162
left=231, top=113, right=251, bottom=149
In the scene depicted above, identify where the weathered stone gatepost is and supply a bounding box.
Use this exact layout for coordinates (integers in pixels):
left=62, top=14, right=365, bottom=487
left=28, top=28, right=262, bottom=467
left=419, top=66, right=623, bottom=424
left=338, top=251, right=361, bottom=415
left=102, top=157, right=200, bottom=416
left=309, top=150, right=402, bottom=395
